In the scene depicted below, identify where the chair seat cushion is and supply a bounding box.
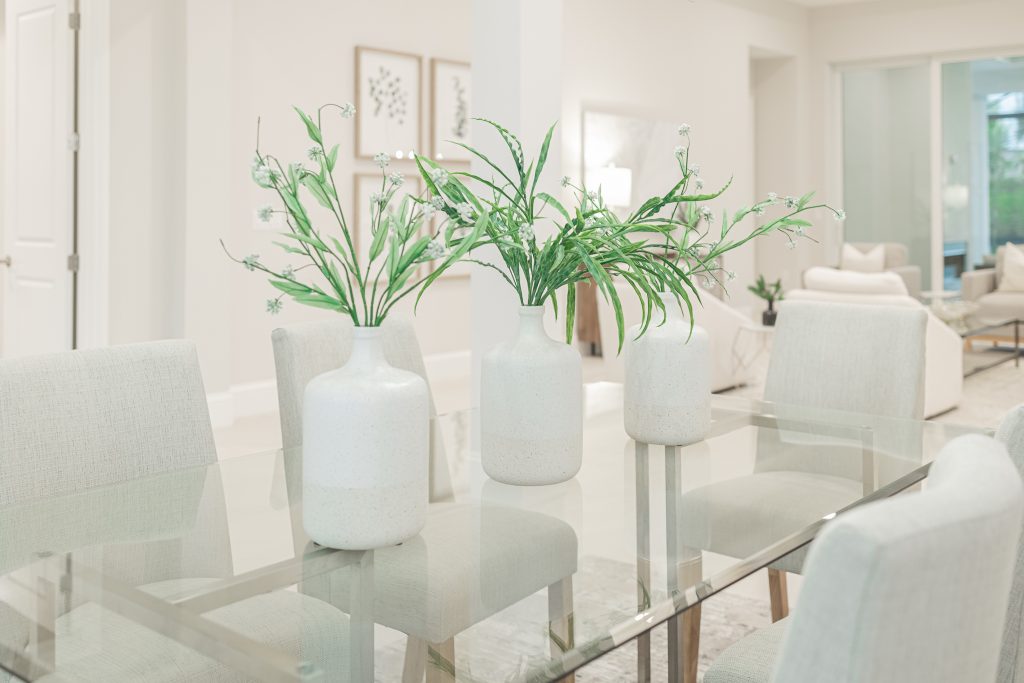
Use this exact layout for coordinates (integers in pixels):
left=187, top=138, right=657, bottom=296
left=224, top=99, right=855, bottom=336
left=307, top=503, right=579, bottom=644
left=703, top=617, right=788, bottom=683
left=976, top=291, right=1024, bottom=322
left=678, top=472, right=861, bottom=562
left=38, top=578, right=349, bottom=682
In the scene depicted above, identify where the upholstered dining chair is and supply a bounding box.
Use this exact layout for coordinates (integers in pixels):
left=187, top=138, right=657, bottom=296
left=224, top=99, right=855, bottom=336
left=702, top=434, right=1023, bottom=682
left=675, top=300, right=929, bottom=680
left=0, top=341, right=350, bottom=680
left=272, top=316, right=580, bottom=683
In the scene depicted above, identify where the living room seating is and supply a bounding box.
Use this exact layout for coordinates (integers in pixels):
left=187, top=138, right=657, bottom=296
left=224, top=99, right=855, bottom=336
left=595, top=280, right=752, bottom=392
left=839, top=242, right=922, bottom=299
left=962, top=243, right=1024, bottom=330
left=703, top=433, right=1023, bottom=683
left=791, top=266, right=963, bottom=418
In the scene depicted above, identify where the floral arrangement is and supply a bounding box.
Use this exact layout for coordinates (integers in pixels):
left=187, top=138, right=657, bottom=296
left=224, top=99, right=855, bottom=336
left=419, top=119, right=843, bottom=347
left=748, top=274, right=785, bottom=309
left=223, top=103, right=483, bottom=325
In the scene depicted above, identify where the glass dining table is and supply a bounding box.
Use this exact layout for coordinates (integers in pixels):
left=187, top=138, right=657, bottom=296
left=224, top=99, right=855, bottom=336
left=0, top=383, right=983, bottom=682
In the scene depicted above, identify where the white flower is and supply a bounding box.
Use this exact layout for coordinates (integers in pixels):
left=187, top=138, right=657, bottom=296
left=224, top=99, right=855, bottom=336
left=429, top=167, right=449, bottom=186
left=690, top=164, right=701, bottom=175
left=596, top=226, right=613, bottom=238
left=584, top=216, right=599, bottom=229
left=587, top=190, right=599, bottom=203
left=340, top=102, right=356, bottom=119
left=784, top=195, right=797, bottom=209
left=256, top=206, right=273, bottom=222
left=252, top=164, right=273, bottom=188
left=794, top=225, right=806, bottom=236
left=290, top=162, right=304, bottom=177
left=560, top=175, right=572, bottom=188
left=282, top=265, right=295, bottom=279
left=250, top=156, right=263, bottom=172
left=456, top=202, right=474, bottom=223
left=389, top=171, right=404, bottom=186
left=307, top=146, right=321, bottom=161
left=242, top=254, right=259, bottom=271
left=422, top=238, right=447, bottom=261
left=677, top=123, right=691, bottom=135
left=754, top=206, right=765, bottom=216
left=699, top=206, right=714, bottom=221
left=702, top=276, right=713, bottom=289
left=695, top=178, right=705, bottom=191
left=767, top=192, right=778, bottom=203
left=674, top=145, right=685, bottom=158
left=518, top=223, right=535, bottom=241
left=370, top=191, right=385, bottom=206
left=266, top=298, right=283, bottom=315
left=431, top=195, right=446, bottom=210
left=835, top=208, right=846, bottom=221
left=374, top=152, right=391, bottom=168
left=786, top=239, right=797, bottom=250
left=421, top=202, right=436, bottom=220
left=726, top=270, right=736, bottom=281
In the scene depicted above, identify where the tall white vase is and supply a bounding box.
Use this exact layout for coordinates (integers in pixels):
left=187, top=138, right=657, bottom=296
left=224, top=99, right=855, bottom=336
left=624, top=292, right=711, bottom=446
left=302, top=327, right=429, bottom=549
left=481, top=306, right=583, bottom=485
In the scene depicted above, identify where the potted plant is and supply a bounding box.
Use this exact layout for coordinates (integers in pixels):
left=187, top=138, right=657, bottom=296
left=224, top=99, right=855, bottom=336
left=418, top=120, right=687, bottom=485
left=749, top=274, right=784, bottom=326
left=618, top=124, right=843, bottom=446
left=224, top=104, right=482, bottom=549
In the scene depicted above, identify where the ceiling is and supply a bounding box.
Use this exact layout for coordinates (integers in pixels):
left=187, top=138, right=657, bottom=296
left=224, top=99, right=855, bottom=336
left=787, top=0, right=882, bottom=6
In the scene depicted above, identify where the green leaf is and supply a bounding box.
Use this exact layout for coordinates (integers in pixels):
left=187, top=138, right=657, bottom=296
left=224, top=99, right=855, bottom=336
left=538, top=192, right=571, bottom=222
left=293, top=106, right=323, bottom=145
left=533, top=123, right=556, bottom=194
left=369, top=217, right=389, bottom=262
left=327, top=144, right=339, bottom=172
left=565, top=282, right=576, bottom=344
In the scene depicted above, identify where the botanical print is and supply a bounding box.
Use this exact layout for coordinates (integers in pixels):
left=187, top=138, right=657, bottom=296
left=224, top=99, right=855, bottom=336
left=431, top=60, right=472, bottom=162
left=357, top=47, right=421, bottom=159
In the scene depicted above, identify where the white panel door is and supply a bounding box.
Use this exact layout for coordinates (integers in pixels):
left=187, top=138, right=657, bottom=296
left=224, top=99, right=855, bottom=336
left=2, top=0, right=74, bottom=357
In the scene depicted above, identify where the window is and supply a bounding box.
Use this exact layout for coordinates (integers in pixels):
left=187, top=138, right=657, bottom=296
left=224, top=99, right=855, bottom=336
left=988, top=92, right=1024, bottom=251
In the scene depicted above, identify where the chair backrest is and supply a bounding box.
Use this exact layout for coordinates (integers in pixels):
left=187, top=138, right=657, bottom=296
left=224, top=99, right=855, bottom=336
left=765, top=300, right=927, bottom=419
left=773, top=434, right=1024, bottom=683
left=997, top=404, right=1024, bottom=683
left=0, top=340, right=218, bottom=506
left=271, top=315, right=436, bottom=448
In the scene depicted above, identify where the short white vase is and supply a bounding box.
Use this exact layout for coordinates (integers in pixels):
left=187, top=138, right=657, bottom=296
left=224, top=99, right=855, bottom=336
left=302, top=326, right=429, bottom=549
left=481, top=306, right=583, bottom=485
left=623, top=292, right=711, bottom=446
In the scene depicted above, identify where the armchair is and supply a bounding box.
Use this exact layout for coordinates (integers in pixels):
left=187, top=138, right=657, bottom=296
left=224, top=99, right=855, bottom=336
left=961, top=243, right=1024, bottom=332
left=841, top=242, right=922, bottom=299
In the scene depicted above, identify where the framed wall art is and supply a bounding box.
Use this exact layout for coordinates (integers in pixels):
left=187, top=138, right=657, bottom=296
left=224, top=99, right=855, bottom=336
left=355, top=47, right=422, bottom=160
left=430, top=58, right=472, bottom=162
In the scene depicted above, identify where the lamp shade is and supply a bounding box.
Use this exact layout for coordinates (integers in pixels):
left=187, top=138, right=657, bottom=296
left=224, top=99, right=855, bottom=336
left=589, top=164, right=633, bottom=208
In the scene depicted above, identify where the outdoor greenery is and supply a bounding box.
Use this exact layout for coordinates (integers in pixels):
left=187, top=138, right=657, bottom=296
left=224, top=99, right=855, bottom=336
left=223, top=103, right=483, bottom=326
left=747, top=275, right=784, bottom=310
left=987, top=97, right=1024, bottom=250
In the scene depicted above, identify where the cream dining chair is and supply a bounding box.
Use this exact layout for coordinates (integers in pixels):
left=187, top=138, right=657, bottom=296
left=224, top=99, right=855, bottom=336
left=675, top=300, right=929, bottom=680
left=703, top=433, right=1023, bottom=682
left=272, top=316, right=579, bottom=683
left=0, top=341, right=350, bottom=680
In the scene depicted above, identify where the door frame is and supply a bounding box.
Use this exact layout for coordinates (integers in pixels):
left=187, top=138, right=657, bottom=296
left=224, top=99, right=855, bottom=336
left=829, top=44, right=1024, bottom=293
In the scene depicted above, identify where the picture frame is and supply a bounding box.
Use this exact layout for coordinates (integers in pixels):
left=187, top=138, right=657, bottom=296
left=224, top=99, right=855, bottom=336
left=430, top=58, right=472, bottom=162
left=353, top=173, right=426, bottom=280
left=355, top=46, right=422, bottom=160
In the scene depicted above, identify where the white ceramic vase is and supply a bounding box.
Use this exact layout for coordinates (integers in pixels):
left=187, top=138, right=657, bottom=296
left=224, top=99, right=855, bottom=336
left=481, top=305, right=583, bottom=485
left=623, top=292, right=711, bottom=446
left=302, top=326, right=429, bottom=549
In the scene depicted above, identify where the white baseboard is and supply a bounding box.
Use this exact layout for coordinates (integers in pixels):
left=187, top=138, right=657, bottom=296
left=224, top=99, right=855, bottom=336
left=207, top=350, right=471, bottom=429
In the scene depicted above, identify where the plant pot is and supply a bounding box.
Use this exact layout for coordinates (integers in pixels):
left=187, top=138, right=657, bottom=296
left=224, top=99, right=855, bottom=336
left=302, top=326, right=429, bottom=549
left=762, top=309, right=777, bottom=327
left=481, top=306, right=583, bottom=485
left=623, top=292, right=711, bottom=446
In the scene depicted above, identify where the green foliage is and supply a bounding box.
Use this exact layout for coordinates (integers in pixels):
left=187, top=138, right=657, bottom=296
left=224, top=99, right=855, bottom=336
left=988, top=114, right=1024, bottom=250
left=224, top=104, right=483, bottom=325
left=747, top=274, right=784, bottom=306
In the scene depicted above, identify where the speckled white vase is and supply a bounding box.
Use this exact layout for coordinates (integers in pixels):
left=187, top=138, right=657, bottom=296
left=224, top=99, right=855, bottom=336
left=302, top=327, right=429, bottom=549
left=481, top=306, right=583, bottom=485
left=624, top=292, right=711, bottom=446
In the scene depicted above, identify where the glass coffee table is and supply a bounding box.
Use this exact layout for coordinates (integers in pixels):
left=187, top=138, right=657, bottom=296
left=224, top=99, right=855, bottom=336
left=0, top=384, right=983, bottom=682
left=959, top=317, right=1022, bottom=377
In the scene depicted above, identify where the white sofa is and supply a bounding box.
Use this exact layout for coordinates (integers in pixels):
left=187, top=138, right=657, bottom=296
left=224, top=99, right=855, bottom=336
left=841, top=242, right=922, bottom=299
left=595, top=281, right=752, bottom=392
left=790, top=267, right=963, bottom=418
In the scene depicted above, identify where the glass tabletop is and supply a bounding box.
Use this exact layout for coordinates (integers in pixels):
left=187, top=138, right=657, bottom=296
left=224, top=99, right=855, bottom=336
left=0, top=383, right=984, bottom=682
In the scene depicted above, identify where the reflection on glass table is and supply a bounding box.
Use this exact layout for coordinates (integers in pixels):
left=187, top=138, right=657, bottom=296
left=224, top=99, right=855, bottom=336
left=0, top=384, right=983, bottom=682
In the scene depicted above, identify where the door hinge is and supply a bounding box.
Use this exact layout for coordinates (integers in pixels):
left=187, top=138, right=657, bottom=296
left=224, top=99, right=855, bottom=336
left=67, top=254, right=80, bottom=273
left=68, top=12, right=81, bottom=30
left=68, top=132, right=80, bottom=152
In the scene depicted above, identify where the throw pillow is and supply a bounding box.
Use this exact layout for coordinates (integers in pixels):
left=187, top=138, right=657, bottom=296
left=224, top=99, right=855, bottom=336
left=840, top=243, right=885, bottom=273
left=998, top=242, right=1024, bottom=292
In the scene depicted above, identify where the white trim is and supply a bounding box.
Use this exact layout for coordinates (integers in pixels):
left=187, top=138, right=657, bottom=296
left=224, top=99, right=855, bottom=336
left=424, top=349, right=471, bottom=384
left=75, top=0, right=110, bottom=349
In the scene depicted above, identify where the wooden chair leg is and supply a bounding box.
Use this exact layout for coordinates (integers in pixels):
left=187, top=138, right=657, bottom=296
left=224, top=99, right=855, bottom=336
left=768, top=568, right=789, bottom=622
left=670, top=549, right=702, bottom=683
left=402, top=636, right=427, bottom=683
left=548, top=576, right=576, bottom=683
left=425, top=638, right=455, bottom=683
